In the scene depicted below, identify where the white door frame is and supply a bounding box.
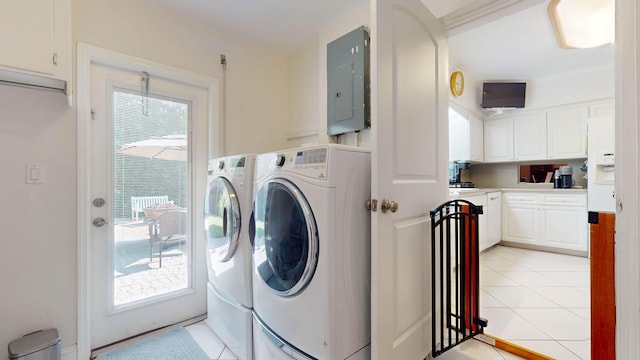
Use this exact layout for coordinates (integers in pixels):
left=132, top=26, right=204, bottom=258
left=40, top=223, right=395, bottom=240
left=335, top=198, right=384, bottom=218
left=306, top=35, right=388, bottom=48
left=615, top=0, right=639, bottom=358
left=76, top=43, right=222, bottom=360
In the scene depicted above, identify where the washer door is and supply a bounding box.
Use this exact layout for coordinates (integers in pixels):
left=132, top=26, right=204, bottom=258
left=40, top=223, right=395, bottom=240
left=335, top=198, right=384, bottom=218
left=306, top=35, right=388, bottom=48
left=204, top=176, right=241, bottom=262
left=252, top=178, right=318, bottom=297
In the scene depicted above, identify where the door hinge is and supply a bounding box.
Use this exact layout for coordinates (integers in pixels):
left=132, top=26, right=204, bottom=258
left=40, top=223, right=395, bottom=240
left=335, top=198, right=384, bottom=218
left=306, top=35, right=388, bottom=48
left=52, top=53, right=58, bottom=65
left=91, top=109, right=95, bottom=120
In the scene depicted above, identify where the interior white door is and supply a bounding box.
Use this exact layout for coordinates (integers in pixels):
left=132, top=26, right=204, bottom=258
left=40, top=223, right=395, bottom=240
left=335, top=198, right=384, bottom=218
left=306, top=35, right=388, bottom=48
left=370, top=0, right=448, bottom=358
left=89, top=62, right=208, bottom=349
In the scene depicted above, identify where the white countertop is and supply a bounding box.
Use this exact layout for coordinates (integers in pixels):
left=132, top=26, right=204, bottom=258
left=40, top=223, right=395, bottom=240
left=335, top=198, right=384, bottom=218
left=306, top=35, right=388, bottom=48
left=500, top=187, right=587, bottom=193
left=449, top=187, right=587, bottom=198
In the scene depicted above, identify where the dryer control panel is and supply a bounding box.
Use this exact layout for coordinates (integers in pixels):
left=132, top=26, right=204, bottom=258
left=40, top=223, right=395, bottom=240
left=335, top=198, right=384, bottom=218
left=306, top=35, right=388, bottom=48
left=208, top=156, right=247, bottom=179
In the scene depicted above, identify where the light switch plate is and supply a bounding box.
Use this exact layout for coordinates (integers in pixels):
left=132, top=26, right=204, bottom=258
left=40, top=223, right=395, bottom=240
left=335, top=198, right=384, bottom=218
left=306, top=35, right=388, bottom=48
left=26, top=164, right=44, bottom=184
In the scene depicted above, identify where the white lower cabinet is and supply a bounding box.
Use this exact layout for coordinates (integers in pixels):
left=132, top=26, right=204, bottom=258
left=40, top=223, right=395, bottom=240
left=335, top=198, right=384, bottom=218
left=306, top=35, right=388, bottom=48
left=486, top=192, right=502, bottom=249
left=502, top=194, right=539, bottom=245
left=502, top=191, right=588, bottom=253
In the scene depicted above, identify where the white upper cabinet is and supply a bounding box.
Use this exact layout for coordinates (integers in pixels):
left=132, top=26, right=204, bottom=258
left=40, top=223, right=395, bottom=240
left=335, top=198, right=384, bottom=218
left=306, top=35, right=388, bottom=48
left=589, top=99, right=615, bottom=118
left=483, top=102, right=593, bottom=163
left=0, top=0, right=71, bottom=90
left=514, top=113, right=547, bottom=160
left=449, top=106, right=483, bottom=162
left=547, top=106, right=588, bottom=159
left=449, top=107, right=470, bottom=161
left=484, top=117, right=514, bottom=162
left=469, top=113, right=484, bottom=162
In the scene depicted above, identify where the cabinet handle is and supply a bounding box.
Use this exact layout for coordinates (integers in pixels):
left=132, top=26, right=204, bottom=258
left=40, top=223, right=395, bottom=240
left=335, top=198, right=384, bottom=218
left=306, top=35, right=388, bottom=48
left=490, top=196, right=500, bottom=200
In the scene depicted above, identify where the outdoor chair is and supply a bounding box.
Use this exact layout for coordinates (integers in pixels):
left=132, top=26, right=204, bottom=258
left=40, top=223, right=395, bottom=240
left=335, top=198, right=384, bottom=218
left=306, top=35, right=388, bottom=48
left=148, top=209, right=187, bottom=268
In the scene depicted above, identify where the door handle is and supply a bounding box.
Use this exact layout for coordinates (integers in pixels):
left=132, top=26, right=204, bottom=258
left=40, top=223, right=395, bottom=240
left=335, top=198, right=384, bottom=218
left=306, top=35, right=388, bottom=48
left=93, top=217, right=107, bottom=227
left=380, top=198, right=398, bottom=214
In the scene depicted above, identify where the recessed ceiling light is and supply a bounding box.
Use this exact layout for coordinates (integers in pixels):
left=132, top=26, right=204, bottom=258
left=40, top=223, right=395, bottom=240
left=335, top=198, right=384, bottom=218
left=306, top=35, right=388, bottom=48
left=548, top=0, right=615, bottom=49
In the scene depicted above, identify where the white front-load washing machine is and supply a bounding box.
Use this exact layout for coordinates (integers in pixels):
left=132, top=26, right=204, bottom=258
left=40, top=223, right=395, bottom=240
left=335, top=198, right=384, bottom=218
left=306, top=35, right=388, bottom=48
left=251, top=144, right=371, bottom=360
left=204, top=154, right=255, bottom=360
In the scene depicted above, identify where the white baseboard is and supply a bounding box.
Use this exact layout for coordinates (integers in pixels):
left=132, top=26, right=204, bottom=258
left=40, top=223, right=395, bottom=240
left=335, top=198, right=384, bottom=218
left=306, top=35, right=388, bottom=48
left=62, top=345, right=77, bottom=360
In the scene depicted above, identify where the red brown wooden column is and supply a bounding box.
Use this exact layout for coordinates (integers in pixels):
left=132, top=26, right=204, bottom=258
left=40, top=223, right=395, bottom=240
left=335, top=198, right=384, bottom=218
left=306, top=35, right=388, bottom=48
left=462, top=204, right=479, bottom=332
left=589, top=211, right=615, bottom=359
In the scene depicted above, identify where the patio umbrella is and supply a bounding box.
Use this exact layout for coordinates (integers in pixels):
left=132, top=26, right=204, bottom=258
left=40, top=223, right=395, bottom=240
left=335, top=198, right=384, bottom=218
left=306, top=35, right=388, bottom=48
left=118, top=134, right=187, bottom=161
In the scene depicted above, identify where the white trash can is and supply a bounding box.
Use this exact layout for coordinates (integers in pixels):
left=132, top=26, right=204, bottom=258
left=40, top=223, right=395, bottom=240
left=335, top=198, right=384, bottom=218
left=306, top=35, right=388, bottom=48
left=8, top=329, right=61, bottom=360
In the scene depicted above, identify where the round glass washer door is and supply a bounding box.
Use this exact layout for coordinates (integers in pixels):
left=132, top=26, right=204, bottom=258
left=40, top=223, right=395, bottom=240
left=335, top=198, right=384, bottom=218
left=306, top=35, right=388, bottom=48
left=204, top=176, right=241, bottom=262
left=252, top=178, right=318, bottom=297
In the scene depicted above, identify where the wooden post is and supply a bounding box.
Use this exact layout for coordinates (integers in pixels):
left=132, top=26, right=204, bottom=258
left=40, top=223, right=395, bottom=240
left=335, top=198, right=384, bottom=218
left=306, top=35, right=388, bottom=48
left=462, top=204, right=478, bottom=332
left=590, top=211, right=615, bottom=360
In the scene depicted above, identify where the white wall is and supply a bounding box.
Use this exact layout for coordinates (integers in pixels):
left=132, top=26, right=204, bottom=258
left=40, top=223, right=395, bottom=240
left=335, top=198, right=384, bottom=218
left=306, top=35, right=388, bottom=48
left=0, top=0, right=290, bottom=355
left=286, top=1, right=371, bottom=148
left=74, top=0, right=290, bottom=156
left=454, top=63, right=615, bottom=116
left=0, top=86, right=76, bottom=355
left=286, top=44, right=320, bottom=147
left=525, top=65, right=615, bottom=110
left=449, top=64, right=483, bottom=118
left=467, top=159, right=588, bottom=189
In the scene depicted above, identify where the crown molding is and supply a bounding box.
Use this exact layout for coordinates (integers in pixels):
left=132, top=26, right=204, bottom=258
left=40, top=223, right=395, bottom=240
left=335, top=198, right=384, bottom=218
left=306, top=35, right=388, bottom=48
left=442, top=0, right=546, bottom=36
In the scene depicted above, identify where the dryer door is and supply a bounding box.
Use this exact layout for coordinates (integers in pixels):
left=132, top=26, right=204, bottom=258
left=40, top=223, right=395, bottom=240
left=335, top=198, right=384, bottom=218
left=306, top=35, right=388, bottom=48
left=252, top=178, right=319, bottom=297
left=204, top=176, right=241, bottom=262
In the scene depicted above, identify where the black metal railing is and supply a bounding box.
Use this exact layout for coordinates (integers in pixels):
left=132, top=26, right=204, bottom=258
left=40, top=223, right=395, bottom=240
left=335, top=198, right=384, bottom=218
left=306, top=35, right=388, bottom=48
left=430, top=200, right=488, bottom=357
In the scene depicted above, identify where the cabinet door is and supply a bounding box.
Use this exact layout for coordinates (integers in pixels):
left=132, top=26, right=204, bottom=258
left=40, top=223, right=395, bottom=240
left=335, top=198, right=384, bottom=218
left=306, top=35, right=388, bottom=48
left=589, top=99, right=614, bottom=117
left=502, top=193, right=539, bottom=244
left=0, top=0, right=55, bottom=75
left=449, top=107, right=470, bottom=161
left=542, top=206, right=588, bottom=251
left=484, top=117, right=514, bottom=162
left=547, top=107, right=588, bottom=159
left=514, top=113, right=547, bottom=160
left=502, top=204, right=538, bottom=244
left=487, top=192, right=501, bottom=248
left=469, top=113, right=484, bottom=162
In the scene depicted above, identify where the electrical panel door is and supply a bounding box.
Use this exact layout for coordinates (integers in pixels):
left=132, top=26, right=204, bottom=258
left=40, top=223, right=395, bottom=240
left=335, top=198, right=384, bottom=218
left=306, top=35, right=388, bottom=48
left=327, top=26, right=370, bottom=136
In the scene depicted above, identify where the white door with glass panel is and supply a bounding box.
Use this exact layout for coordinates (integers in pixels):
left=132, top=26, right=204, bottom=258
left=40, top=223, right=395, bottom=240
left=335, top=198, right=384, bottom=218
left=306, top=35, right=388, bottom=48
left=89, top=62, right=208, bottom=349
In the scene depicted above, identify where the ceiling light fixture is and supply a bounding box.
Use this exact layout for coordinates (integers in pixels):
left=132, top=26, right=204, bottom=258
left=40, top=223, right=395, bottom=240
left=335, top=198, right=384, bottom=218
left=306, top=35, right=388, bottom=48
left=548, top=0, right=615, bottom=49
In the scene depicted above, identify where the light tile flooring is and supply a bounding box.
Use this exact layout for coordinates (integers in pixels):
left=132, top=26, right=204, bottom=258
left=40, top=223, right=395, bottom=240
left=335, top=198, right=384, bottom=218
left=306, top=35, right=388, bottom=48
left=186, top=323, right=239, bottom=360
left=186, top=321, right=522, bottom=360
left=186, top=245, right=590, bottom=360
left=479, top=245, right=590, bottom=360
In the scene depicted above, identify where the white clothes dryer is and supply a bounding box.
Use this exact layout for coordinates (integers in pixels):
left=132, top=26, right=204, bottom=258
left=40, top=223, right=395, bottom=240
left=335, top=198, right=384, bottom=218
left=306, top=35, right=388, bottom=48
left=204, top=154, right=255, bottom=360
left=251, top=144, right=371, bottom=360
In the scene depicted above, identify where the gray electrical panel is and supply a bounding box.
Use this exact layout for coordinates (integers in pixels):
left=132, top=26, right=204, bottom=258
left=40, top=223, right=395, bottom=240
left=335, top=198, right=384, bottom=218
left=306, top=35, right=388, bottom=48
left=327, top=26, right=370, bottom=136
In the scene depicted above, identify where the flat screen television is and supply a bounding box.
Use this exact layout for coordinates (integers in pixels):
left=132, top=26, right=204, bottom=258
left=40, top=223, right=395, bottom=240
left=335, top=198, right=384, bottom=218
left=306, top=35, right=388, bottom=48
left=481, top=82, right=526, bottom=109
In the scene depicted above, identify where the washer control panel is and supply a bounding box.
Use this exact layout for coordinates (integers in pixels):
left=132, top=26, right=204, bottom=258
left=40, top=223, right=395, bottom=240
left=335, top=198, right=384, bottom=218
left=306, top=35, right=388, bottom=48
left=274, top=147, right=328, bottom=180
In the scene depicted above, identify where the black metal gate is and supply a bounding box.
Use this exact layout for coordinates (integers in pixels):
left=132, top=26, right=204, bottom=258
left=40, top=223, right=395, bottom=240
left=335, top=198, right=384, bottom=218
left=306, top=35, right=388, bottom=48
left=430, top=199, right=488, bottom=357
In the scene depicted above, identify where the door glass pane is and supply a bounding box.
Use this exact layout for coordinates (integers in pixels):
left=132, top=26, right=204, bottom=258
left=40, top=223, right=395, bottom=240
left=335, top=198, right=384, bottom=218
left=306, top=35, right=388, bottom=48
left=204, top=177, right=240, bottom=262
left=253, top=182, right=310, bottom=292
left=111, top=90, right=189, bottom=307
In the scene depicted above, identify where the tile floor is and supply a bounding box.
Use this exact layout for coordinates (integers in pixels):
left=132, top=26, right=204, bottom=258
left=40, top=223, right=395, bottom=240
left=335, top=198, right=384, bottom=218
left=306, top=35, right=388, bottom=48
left=186, top=323, right=239, bottom=360
left=479, top=245, right=590, bottom=360
left=186, top=245, right=590, bottom=360
left=186, top=321, right=523, bottom=360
